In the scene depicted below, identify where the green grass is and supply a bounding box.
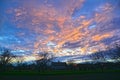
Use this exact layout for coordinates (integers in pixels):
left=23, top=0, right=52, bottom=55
left=1, top=70, right=120, bottom=80
left=1, top=69, right=120, bottom=76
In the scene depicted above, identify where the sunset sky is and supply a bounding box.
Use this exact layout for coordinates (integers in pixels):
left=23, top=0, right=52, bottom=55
left=0, top=0, right=120, bottom=60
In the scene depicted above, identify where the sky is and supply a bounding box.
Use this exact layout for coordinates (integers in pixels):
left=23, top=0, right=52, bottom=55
left=0, top=0, right=120, bottom=59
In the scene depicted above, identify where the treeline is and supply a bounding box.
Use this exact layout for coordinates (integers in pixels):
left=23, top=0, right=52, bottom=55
left=0, top=48, right=52, bottom=72
left=89, top=42, right=120, bottom=62
left=0, top=42, right=120, bottom=72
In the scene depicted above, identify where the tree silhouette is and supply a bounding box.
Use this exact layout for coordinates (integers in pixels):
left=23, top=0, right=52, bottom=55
left=0, top=48, right=16, bottom=71
left=35, top=52, right=54, bottom=71
left=90, top=50, right=106, bottom=62
left=114, top=43, right=120, bottom=61
left=0, top=48, right=16, bottom=65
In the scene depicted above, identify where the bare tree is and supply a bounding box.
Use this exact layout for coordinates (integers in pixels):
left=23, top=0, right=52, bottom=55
left=0, top=48, right=16, bottom=65
left=90, top=50, right=106, bottom=62
left=35, top=52, right=54, bottom=71
left=113, top=43, right=120, bottom=61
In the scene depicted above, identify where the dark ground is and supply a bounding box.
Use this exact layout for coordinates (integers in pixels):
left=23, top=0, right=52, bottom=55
left=0, top=71, right=120, bottom=80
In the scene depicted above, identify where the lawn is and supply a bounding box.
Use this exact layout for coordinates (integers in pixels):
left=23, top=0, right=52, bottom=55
left=0, top=70, right=120, bottom=80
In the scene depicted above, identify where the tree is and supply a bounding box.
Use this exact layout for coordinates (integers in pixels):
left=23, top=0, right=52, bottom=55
left=90, top=50, right=106, bottom=62
left=35, top=52, right=54, bottom=71
left=0, top=48, right=16, bottom=71
left=113, top=43, right=120, bottom=61
left=0, top=48, right=16, bottom=65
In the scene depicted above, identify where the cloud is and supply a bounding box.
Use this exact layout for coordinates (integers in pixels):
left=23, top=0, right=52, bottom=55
left=2, top=0, right=120, bottom=56
left=92, top=33, right=113, bottom=42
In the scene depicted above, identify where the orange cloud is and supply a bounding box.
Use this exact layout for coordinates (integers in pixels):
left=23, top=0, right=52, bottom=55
left=92, top=33, right=113, bottom=41
left=6, top=1, right=118, bottom=56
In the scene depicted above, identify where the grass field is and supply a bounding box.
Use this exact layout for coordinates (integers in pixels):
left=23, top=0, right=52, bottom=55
left=0, top=70, right=120, bottom=80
